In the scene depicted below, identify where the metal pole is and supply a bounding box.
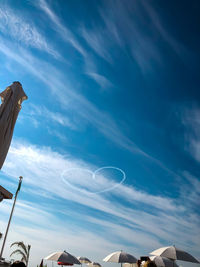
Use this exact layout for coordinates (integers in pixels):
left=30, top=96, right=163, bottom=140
left=0, top=176, right=23, bottom=259
left=26, top=245, right=31, bottom=267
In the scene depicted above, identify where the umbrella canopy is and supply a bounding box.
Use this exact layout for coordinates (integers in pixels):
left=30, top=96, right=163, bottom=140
left=0, top=81, right=27, bottom=169
left=45, top=251, right=81, bottom=264
left=150, top=246, right=199, bottom=263
left=150, top=256, right=179, bottom=267
left=77, top=257, right=91, bottom=264
left=87, top=262, right=101, bottom=267
left=103, top=251, right=137, bottom=263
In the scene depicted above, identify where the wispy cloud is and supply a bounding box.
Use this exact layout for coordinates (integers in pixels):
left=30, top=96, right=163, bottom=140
left=99, top=0, right=163, bottom=73
left=0, top=205, right=132, bottom=267
left=47, top=127, right=68, bottom=143
left=2, top=141, right=199, bottom=251
left=140, top=0, right=189, bottom=60
left=36, top=0, right=112, bottom=89
left=0, top=37, right=178, bottom=179
left=180, top=172, right=200, bottom=208
left=80, top=27, right=113, bottom=64
left=0, top=39, right=143, bottom=155
left=23, top=104, right=76, bottom=129
left=86, top=72, right=113, bottom=90
left=181, top=107, right=200, bottom=162
left=37, top=0, right=86, bottom=57
left=0, top=5, right=60, bottom=58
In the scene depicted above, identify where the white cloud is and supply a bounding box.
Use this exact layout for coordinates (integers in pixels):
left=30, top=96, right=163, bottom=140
left=181, top=107, right=200, bottom=162
left=86, top=72, right=113, bottom=90
left=0, top=39, right=144, bottom=156
left=37, top=0, right=86, bottom=57
left=23, top=104, right=76, bottom=130
left=140, top=0, right=189, bottom=60
left=0, top=37, right=180, bottom=184
left=0, top=5, right=60, bottom=59
left=80, top=27, right=113, bottom=64
left=1, top=141, right=199, bottom=253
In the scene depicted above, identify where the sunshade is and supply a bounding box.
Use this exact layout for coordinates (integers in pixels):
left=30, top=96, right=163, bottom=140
left=77, top=257, right=91, bottom=264
left=45, top=251, right=81, bottom=264
left=0, top=82, right=27, bottom=169
left=150, top=246, right=199, bottom=263
left=150, top=256, right=179, bottom=267
left=103, top=251, right=137, bottom=263
left=87, top=263, right=101, bottom=267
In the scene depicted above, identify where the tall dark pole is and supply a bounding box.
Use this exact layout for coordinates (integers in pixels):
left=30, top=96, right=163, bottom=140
left=0, top=176, right=23, bottom=259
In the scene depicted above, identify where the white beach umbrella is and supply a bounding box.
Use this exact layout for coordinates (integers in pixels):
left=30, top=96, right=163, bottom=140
left=103, top=251, right=137, bottom=267
left=150, top=256, right=179, bottom=267
left=45, top=251, right=81, bottom=264
left=87, top=262, right=101, bottom=267
left=77, top=257, right=91, bottom=264
left=150, top=246, right=199, bottom=263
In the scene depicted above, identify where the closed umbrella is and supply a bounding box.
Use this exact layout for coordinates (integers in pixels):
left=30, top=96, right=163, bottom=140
left=150, top=246, right=199, bottom=263
left=0, top=81, right=27, bottom=169
left=103, top=251, right=137, bottom=267
left=45, top=251, right=81, bottom=265
left=150, top=256, right=179, bottom=267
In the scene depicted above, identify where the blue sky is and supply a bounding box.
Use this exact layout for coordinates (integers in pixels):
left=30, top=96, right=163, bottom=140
left=0, top=0, right=200, bottom=267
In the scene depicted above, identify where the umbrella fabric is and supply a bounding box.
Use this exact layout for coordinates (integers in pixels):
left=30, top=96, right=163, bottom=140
left=0, top=82, right=27, bottom=169
left=150, top=246, right=199, bottom=263
left=103, top=251, right=137, bottom=263
left=150, top=256, right=179, bottom=267
left=77, top=257, right=91, bottom=264
left=45, top=251, right=81, bottom=264
left=87, top=262, right=101, bottom=267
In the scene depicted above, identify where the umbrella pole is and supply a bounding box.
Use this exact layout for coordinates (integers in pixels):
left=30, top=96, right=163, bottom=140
left=0, top=176, right=22, bottom=259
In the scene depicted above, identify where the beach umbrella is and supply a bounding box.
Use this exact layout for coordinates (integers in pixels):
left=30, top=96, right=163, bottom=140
left=87, top=262, right=101, bottom=267
left=45, top=251, right=81, bottom=265
left=150, top=256, right=179, bottom=267
left=0, top=81, right=27, bottom=169
left=103, top=251, right=137, bottom=267
left=150, top=246, right=199, bottom=263
left=77, top=257, right=91, bottom=265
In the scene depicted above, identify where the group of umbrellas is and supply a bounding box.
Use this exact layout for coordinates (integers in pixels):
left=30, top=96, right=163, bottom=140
left=44, top=246, right=199, bottom=267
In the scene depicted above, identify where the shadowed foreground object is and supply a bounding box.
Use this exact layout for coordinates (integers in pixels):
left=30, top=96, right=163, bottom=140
left=0, top=82, right=27, bottom=169
left=150, top=246, right=199, bottom=263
